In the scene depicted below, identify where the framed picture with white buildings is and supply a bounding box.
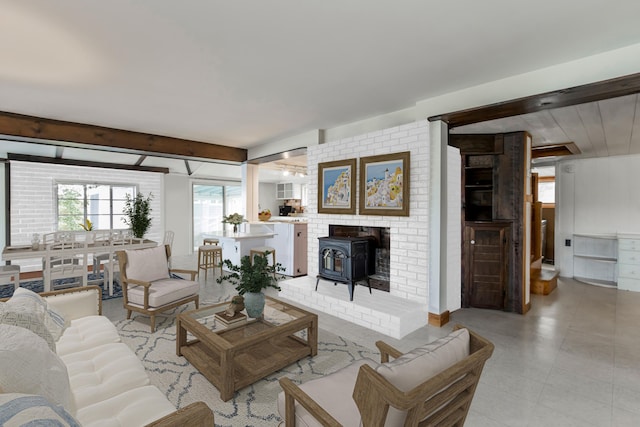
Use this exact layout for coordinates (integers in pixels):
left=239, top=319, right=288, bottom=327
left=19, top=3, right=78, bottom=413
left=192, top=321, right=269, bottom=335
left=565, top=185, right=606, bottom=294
left=359, top=151, right=410, bottom=216
left=317, top=158, right=357, bottom=214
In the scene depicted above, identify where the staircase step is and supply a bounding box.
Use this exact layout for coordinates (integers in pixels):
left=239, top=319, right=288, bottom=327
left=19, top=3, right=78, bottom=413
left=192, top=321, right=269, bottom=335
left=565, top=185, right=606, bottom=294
left=531, top=269, right=558, bottom=295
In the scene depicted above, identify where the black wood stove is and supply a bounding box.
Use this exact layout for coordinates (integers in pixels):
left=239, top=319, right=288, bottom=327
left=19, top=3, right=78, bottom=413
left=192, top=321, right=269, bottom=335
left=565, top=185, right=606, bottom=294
left=316, top=236, right=371, bottom=301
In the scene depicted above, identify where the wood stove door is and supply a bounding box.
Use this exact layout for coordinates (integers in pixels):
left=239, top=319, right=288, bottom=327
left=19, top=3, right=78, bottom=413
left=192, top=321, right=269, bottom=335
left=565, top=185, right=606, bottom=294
left=464, top=222, right=509, bottom=310
left=319, top=246, right=347, bottom=281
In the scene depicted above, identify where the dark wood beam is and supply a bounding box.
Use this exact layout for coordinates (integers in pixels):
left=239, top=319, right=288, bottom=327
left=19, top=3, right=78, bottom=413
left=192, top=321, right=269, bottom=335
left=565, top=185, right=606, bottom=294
left=429, top=72, right=640, bottom=128
left=531, top=142, right=581, bottom=159
left=8, top=153, right=170, bottom=174
left=0, top=111, right=247, bottom=163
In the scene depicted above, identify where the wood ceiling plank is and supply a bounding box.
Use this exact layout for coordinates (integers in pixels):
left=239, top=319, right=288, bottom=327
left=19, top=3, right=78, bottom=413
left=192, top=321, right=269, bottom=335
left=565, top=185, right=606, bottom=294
left=521, top=110, right=568, bottom=147
left=575, top=103, right=609, bottom=157
left=0, top=110, right=247, bottom=163
left=550, top=106, right=597, bottom=157
left=598, top=94, right=637, bottom=156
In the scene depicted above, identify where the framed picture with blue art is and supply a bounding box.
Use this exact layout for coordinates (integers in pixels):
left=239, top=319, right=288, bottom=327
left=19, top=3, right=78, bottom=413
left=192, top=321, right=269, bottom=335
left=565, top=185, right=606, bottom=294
left=359, top=151, right=410, bottom=216
left=317, top=158, right=357, bottom=214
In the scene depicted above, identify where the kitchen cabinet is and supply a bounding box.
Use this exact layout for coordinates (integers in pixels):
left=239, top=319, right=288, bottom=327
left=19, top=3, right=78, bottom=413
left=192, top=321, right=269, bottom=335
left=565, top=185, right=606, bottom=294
left=276, top=183, right=302, bottom=199
left=265, top=222, right=308, bottom=276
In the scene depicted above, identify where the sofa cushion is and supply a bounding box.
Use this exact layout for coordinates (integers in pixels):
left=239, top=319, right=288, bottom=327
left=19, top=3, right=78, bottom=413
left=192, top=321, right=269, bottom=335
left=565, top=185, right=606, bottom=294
left=127, top=278, right=200, bottom=307
left=60, top=342, right=151, bottom=410
left=277, top=358, right=378, bottom=427
left=0, top=300, right=56, bottom=351
left=56, top=315, right=121, bottom=357
left=75, top=385, right=176, bottom=427
left=375, top=328, right=470, bottom=425
left=9, top=287, right=67, bottom=340
left=125, top=245, right=170, bottom=283
left=0, top=324, right=73, bottom=414
left=0, top=393, right=81, bottom=427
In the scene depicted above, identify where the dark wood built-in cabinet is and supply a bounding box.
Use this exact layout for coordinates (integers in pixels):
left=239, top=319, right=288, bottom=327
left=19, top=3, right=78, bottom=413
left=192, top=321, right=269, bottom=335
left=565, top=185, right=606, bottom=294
left=451, top=131, right=531, bottom=314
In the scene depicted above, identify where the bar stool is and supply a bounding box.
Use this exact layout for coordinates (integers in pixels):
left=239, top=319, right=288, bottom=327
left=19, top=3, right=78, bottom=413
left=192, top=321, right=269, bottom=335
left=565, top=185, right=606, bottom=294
left=0, top=265, right=21, bottom=292
left=203, top=238, right=219, bottom=246
left=197, top=245, right=222, bottom=280
left=249, top=246, right=276, bottom=267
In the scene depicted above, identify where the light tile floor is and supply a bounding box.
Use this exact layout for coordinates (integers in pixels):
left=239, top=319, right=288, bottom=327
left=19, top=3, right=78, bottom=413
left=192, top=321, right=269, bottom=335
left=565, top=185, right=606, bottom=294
left=103, top=255, right=640, bottom=426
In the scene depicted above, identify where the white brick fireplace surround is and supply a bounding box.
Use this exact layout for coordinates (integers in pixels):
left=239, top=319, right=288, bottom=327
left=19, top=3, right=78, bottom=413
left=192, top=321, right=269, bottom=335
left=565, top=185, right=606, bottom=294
left=279, top=120, right=430, bottom=339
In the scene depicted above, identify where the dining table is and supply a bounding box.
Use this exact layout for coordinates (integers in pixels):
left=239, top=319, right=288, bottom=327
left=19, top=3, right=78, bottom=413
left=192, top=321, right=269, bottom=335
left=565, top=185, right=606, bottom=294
left=2, top=237, right=157, bottom=294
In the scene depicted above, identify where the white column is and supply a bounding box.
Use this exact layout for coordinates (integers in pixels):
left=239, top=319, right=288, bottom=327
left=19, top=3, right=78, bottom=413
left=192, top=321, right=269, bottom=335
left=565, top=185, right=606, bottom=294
left=241, top=163, right=260, bottom=222
left=428, top=120, right=449, bottom=325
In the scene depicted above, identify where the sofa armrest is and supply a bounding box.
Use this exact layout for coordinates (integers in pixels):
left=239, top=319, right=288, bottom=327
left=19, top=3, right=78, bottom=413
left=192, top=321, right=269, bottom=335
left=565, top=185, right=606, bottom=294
left=279, top=377, right=342, bottom=427
left=375, top=340, right=403, bottom=363
left=41, top=285, right=102, bottom=320
left=144, top=402, right=214, bottom=427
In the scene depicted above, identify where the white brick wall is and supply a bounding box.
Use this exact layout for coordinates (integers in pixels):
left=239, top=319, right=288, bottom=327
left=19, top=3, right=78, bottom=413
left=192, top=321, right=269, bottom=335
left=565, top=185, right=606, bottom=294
left=9, top=161, right=163, bottom=271
left=281, top=120, right=431, bottom=337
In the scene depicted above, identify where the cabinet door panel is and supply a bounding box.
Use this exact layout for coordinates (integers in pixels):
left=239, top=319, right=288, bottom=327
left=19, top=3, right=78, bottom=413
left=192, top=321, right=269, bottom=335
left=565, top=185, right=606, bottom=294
left=465, top=223, right=509, bottom=310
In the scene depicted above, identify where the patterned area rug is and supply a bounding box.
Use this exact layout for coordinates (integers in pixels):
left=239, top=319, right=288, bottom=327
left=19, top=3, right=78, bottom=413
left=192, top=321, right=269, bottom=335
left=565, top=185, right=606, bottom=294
left=0, top=273, right=122, bottom=300
left=114, top=304, right=378, bottom=427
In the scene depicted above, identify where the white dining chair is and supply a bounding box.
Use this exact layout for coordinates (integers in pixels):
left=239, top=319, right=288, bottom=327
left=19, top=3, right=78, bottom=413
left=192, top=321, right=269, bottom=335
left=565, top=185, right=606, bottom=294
left=0, top=264, right=21, bottom=293
left=44, top=238, right=88, bottom=291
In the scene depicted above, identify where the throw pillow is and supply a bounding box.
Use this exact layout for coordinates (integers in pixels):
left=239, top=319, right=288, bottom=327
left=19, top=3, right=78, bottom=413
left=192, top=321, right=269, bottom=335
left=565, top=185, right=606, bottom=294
left=0, top=393, right=80, bottom=427
left=9, top=287, right=67, bottom=341
left=125, top=245, right=170, bottom=283
left=375, top=328, right=470, bottom=425
left=0, top=325, right=74, bottom=414
left=0, top=301, right=56, bottom=351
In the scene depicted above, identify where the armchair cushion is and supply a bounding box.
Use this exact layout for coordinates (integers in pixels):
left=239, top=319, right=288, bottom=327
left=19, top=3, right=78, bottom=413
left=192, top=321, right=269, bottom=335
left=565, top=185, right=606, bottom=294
left=277, top=358, right=378, bottom=427
left=125, top=245, right=170, bottom=283
left=127, top=278, right=200, bottom=308
left=375, top=327, right=470, bottom=425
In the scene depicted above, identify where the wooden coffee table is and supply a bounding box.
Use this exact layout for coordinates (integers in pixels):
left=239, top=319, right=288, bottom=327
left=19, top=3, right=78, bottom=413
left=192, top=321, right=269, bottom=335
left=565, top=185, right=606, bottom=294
left=176, top=296, right=318, bottom=401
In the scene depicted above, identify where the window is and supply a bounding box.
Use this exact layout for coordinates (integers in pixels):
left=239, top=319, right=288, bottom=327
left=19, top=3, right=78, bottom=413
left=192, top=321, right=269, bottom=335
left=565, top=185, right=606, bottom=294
left=56, top=183, right=136, bottom=230
left=192, top=183, right=242, bottom=249
left=538, top=178, right=555, bottom=204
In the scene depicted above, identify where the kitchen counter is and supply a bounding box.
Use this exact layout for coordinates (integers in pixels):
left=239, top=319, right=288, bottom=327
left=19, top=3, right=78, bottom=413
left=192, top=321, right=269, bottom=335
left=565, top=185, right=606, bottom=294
left=207, top=231, right=275, bottom=270
left=208, top=231, right=275, bottom=240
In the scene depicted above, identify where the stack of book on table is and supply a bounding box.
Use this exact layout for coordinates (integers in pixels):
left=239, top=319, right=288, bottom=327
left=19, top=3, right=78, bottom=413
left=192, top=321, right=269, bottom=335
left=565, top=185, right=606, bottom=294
left=214, top=311, right=247, bottom=325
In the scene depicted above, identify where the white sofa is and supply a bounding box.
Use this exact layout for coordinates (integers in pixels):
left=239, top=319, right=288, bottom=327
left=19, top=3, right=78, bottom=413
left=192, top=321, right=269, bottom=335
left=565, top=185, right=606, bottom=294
left=0, top=285, right=213, bottom=427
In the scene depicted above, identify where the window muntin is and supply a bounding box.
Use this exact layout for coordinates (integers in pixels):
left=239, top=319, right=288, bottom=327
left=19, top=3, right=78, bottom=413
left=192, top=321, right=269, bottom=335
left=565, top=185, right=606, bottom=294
left=56, top=183, right=136, bottom=231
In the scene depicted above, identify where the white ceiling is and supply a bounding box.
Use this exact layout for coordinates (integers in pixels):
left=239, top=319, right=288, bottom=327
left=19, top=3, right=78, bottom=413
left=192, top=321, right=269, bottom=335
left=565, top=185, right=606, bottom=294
left=3, top=0, right=640, bottom=154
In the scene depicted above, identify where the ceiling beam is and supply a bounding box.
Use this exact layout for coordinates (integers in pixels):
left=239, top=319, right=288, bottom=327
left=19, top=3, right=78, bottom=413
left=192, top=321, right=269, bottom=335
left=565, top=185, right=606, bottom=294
left=429, top=72, right=640, bottom=128
left=0, top=110, right=247, bottom=163
left=8, top=153, right=170, bottom=173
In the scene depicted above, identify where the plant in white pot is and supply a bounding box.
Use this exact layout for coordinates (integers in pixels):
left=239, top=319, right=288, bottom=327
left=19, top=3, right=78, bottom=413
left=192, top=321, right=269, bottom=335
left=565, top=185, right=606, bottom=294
left=122, top=192, right=153, bottom=238
left=216, top=252, right=283, bottom=318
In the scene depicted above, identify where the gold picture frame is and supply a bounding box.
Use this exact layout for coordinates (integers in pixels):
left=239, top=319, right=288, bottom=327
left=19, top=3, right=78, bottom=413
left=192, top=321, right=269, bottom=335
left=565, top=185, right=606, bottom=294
left=359, top=151, right=410, bottom=216
left=317, top=158, right=357, bottom=214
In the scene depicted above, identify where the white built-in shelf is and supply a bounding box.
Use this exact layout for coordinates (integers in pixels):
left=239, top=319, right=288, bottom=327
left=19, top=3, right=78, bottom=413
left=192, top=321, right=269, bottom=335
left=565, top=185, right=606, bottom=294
left=573, top=234, right=617, bottom=287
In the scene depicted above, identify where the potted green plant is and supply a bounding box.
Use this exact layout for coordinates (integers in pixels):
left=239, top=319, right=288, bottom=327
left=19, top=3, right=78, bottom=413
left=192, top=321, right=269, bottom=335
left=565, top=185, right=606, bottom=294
left=123, top=192, right=153, bottom=238
left=216, top=252, right=284, bottom=318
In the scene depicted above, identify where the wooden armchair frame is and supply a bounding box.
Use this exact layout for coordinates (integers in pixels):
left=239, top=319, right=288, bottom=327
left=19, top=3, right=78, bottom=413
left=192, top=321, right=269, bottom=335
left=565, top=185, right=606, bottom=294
left=279, top=325, right=494, bottom=427
left=117, top=245, right=200, bottom=332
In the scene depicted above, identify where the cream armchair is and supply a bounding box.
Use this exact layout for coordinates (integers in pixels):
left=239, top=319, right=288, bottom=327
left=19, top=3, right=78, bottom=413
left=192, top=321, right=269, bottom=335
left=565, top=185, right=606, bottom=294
left=278, top=325, right=494, bottom=427
left=117, top=244, right=200, bottom=332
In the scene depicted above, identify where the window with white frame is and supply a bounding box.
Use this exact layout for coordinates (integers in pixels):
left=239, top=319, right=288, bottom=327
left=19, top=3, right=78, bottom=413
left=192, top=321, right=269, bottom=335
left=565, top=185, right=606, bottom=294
left=56, top=183, right=136, bottom=230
